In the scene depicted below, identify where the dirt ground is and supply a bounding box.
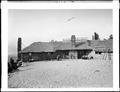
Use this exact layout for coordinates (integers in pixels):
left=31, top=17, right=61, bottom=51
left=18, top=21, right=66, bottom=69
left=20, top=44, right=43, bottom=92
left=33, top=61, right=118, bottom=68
left=8, top=59, right=113, bottom=88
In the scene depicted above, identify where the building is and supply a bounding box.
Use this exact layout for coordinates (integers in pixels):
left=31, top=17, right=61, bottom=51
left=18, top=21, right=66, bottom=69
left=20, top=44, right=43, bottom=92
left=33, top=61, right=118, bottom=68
left=19, top=35, right=113, bottom=62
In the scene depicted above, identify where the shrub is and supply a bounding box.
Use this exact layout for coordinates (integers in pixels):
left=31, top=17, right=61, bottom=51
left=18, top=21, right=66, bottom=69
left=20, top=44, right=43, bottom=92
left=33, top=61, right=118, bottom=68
left=8, top=57, right=22, bottom=73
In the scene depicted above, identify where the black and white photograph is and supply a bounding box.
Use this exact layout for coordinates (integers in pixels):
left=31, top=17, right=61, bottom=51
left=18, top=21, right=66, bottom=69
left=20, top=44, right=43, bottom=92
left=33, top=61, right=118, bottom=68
left=1, top=0, right=119, bottom=91
left=8, top=9, right=113, bottom=88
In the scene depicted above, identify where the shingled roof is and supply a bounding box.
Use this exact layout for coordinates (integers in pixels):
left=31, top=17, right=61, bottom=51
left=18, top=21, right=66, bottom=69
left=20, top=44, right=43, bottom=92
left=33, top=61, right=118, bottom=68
left=55, top=41, right=92, bottom=50
left=90, top=39, right=113, bottom=52
left=21, top=39, right=113, bottom=53
left=22, top=42, right=54, bottom=53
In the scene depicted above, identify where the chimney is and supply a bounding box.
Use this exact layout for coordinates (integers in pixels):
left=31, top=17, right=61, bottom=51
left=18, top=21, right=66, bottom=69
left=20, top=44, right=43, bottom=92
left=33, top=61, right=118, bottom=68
left=87, top=40, right=91, bottom=46
left=92, top=35, right=95, bottom=40
left=17, top=37, right=22, bottom=61
left=71, top=35, right=76, bottom=47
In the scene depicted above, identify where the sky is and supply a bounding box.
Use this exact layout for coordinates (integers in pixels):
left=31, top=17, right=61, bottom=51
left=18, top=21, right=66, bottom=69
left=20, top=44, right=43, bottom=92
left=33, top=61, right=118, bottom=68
left=8, top=9, right=112, bottom=55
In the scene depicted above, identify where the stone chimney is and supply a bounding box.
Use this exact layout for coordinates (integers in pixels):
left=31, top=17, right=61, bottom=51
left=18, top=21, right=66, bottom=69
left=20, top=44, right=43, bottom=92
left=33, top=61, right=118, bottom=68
left=87, top=40, right=91, bottom=46
left=17, top=37, right=22, bottom=61
left=71, top=35, right=76, bottom=47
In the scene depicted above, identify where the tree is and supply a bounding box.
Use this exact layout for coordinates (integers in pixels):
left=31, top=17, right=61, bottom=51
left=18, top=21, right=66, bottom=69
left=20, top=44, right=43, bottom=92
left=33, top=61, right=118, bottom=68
left=109, top=34, right=113, bottom=39
left=94, top=32, right=99, bottom=40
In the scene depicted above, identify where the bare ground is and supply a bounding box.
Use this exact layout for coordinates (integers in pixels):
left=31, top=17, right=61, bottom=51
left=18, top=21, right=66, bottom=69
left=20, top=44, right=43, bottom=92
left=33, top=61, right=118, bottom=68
left=8, top=59, right=113, bottom=88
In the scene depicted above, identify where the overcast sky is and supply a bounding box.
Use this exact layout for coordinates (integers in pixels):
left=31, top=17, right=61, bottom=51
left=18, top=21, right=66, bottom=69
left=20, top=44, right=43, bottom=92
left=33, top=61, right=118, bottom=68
left=8, top=9, right=112, bottom=55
